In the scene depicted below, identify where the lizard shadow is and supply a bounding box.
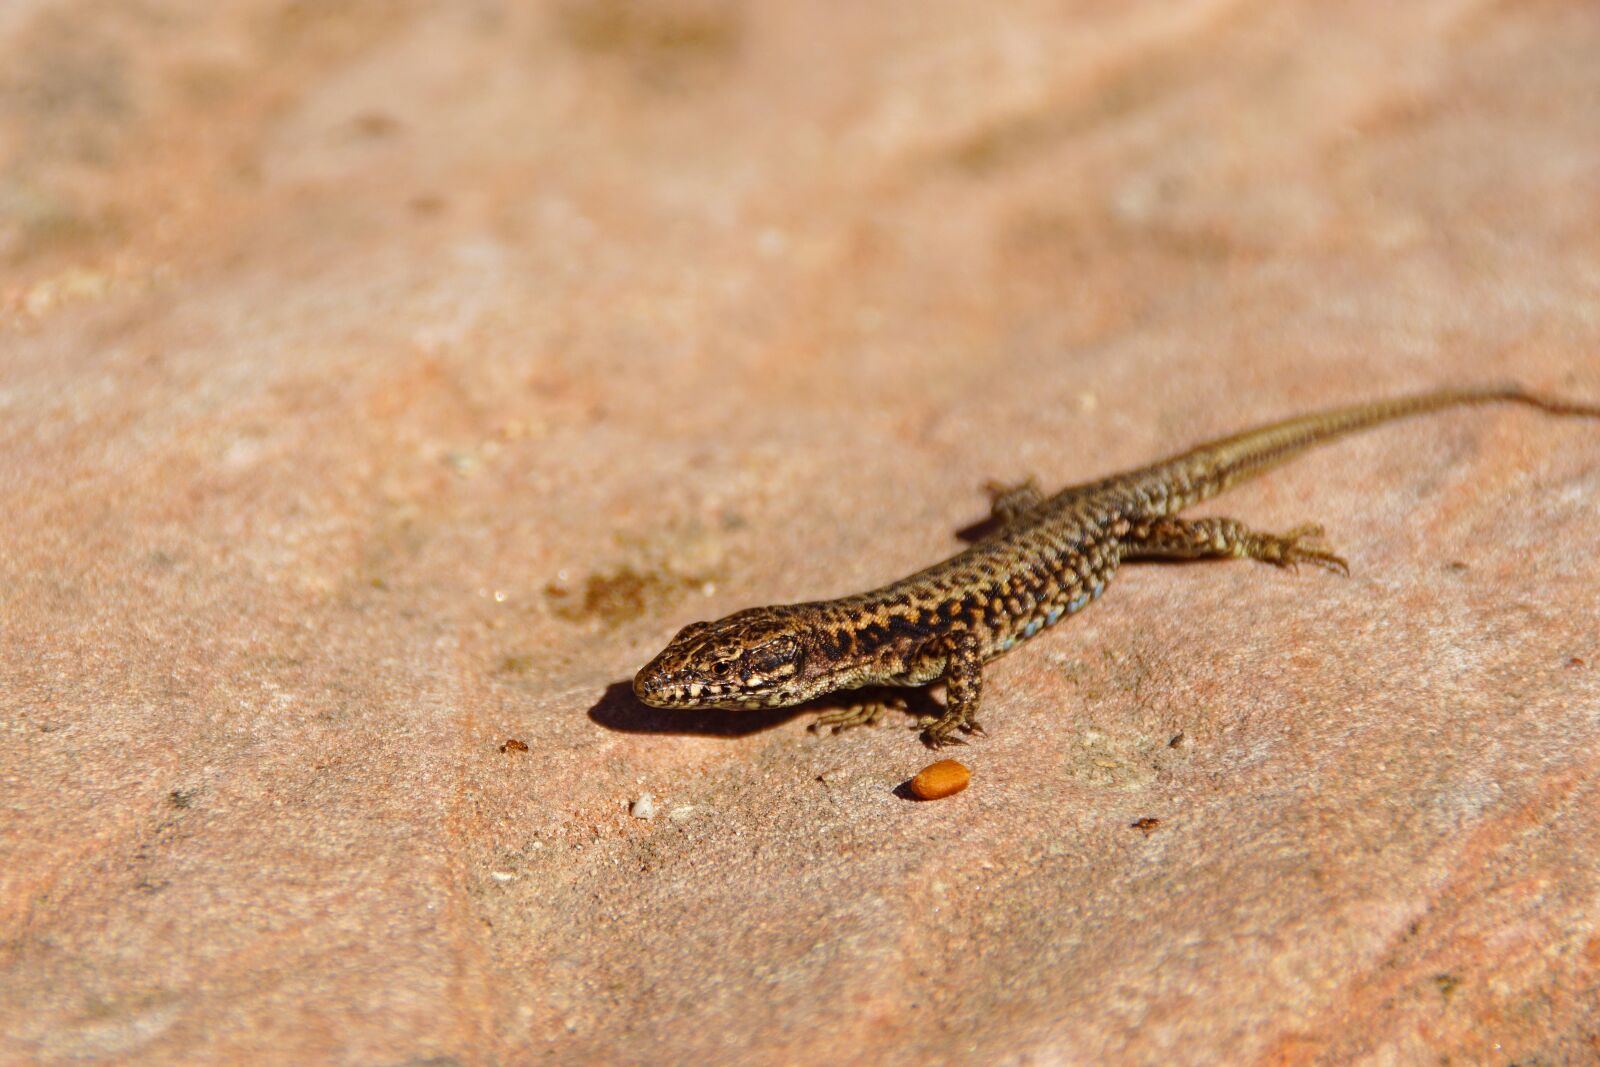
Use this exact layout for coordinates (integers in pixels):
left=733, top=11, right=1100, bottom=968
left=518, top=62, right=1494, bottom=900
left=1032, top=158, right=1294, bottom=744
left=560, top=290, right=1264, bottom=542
left=587, top=681, right=943, bottom=739
left=953, top=514, right=1003, bottom=544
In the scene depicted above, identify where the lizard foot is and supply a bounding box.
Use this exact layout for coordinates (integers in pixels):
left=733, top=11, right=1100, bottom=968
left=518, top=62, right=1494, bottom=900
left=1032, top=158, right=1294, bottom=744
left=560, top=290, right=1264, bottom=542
left=1266, top=524, right=1350, bottom=575
left=982, top=477, right=1044, bottom=526
left=810, top=695, right=908, bottom=735
left=917, top=711, right=984, bottom=749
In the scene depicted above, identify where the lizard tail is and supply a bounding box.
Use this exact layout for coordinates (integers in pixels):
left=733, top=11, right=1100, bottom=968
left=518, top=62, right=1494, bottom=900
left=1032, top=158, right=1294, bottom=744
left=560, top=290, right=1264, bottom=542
left=1130, top=384, right=1600, bottom=515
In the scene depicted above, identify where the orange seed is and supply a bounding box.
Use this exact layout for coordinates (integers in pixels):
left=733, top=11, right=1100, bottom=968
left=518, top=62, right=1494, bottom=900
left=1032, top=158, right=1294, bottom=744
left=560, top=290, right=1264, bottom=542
left=910, top=759, right=971, bottom=800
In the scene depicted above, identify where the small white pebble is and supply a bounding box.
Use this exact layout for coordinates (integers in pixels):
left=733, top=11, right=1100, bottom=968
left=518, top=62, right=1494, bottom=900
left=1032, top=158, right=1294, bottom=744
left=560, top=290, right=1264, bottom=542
left=757, top=227, right=788, bottom=257
left=667, top=805, right=695, bottom=823
left=490, top=871, right=516, bottom=883
left=630, top=793, right=656, bottom=820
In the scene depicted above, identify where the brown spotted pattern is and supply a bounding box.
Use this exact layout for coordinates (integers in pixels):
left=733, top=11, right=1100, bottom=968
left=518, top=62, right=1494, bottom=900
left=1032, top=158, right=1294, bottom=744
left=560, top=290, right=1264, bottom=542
left=634, top=387, right=1600, bottom=747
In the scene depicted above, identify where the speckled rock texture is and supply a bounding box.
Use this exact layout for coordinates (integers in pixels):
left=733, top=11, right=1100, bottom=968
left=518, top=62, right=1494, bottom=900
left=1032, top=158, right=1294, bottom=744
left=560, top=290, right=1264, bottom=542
left=4, top=2, right=1599, bottom=1064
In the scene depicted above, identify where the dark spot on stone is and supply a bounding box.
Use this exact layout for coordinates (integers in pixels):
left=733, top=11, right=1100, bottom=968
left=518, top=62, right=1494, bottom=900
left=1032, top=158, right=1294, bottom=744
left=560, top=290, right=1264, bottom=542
left=546, top=564, right=712, bottom=628
left=409, top=194, right=447, bottom=216
left=557, top=0, right=742, bottom=89
left=350, top=110, right=403, bottom=138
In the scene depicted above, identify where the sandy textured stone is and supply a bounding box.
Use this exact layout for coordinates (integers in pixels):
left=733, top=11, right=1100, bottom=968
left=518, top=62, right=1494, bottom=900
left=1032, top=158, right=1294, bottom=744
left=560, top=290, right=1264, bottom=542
left=3, top=2, right=1599, bottom=1064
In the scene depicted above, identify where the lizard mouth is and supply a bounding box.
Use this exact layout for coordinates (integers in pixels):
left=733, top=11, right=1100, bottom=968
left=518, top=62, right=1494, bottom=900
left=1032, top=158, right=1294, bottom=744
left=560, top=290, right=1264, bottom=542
left=633, top=660, right=813, bottom=710
left=632, top=662, right=762, bottom=709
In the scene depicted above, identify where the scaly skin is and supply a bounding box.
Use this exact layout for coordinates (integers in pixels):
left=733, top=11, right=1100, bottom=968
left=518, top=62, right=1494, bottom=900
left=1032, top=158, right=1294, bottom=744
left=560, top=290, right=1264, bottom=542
left=633, top=386, right=1600, bottom=747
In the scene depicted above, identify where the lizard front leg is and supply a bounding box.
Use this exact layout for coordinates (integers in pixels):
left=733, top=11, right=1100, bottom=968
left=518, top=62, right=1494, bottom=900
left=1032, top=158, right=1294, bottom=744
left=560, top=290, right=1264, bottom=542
left=1122, top=517, right=1349, bottom=574
left=920, top=631, right=985, bottom=748
left=809, top=692, right=909, bottom=734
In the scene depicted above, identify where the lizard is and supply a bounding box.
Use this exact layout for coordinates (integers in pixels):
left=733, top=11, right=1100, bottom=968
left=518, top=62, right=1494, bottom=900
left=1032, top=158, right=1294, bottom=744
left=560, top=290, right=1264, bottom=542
left=632, top=386, right=1600, bottom=747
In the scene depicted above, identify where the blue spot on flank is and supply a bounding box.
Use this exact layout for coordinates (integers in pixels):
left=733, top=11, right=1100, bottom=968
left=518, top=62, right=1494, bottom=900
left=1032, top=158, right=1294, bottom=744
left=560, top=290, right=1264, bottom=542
left=1045, top=607, right=1064, bottom=624
left=1091, top=580, right=1105, bottom=598
left=1023, top=620, right=1041, bottom=638
left=1068, top=594, right=1090, bottom=613
left=999, top=637, right=1017, bottom=651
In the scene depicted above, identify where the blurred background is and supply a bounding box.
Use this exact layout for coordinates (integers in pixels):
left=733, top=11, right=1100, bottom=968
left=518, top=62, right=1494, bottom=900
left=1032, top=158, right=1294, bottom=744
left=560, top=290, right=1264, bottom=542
left=4, top=2, right=1599, bottom=1064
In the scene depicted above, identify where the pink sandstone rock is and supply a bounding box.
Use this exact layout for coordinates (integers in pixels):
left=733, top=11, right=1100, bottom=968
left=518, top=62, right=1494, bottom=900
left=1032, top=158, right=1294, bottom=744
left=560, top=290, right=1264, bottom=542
left=3, top=2, right=1598, bottom=1064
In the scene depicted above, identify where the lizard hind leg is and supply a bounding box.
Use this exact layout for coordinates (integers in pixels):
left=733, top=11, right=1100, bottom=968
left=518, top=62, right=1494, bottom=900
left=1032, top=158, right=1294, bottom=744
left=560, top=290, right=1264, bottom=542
left=1123, top=516, right=1350, bottom=575
left=983, top=477, right=1045, bottom=526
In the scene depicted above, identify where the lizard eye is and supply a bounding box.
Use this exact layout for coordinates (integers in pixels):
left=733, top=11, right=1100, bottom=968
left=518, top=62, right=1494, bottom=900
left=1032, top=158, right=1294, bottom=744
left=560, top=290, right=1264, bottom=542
left=710, top=659, right=736, bottom=678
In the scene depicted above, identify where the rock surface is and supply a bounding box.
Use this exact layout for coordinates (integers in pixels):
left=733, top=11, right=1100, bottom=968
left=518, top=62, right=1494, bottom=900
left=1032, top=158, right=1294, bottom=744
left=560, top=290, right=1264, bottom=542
left=3, top=2, right=1599, bottom=1064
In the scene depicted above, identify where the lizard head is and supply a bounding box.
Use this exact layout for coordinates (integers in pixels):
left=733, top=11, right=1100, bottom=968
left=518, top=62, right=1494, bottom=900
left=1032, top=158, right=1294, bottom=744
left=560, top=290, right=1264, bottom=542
left=633, top=606, right=820, bottom=710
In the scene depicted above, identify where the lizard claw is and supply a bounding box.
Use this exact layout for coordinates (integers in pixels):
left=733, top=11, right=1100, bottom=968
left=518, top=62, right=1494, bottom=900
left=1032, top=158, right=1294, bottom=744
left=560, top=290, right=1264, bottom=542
left=919, top=712, right=978, bottom=748
left=1275, top=524, right=1349, bottom=576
